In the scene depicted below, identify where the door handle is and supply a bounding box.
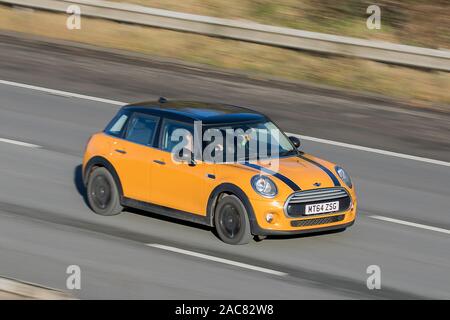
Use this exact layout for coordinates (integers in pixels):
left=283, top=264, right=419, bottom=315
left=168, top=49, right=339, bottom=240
left=115, top=149, right=127, bottom=154
left=153, top=160, right=165, bottom=165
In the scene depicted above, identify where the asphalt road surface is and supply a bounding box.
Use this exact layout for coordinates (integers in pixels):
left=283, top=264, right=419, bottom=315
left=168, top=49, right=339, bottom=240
left=0, top=32, right=449, bottom=299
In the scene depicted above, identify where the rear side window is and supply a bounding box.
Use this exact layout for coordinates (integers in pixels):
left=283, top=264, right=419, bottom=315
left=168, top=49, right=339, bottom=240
left=125, top=113, right=159, bottom=146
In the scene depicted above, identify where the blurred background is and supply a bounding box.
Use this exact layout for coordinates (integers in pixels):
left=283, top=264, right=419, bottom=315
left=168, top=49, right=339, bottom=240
left=0, top=0, right=448, bottom=105
left=110, top=0, right=449, bottom=47
left=0, top=0, right=449, bottom=300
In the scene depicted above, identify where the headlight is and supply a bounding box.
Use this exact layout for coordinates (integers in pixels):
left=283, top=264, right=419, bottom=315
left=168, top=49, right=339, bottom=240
left=335, top=166, right=352, bottom=188
left=251, top=175, right=278, bottom=198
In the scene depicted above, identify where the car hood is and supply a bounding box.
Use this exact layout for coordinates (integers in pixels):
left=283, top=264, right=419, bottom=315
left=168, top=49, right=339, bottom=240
left=237, top=154, right=341, bottom=192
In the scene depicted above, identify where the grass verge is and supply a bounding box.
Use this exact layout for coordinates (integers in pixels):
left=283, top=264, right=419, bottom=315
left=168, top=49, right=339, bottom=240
left=0, top=5, right=448, bottom=106
left=110, top=0, right=450, bottom=49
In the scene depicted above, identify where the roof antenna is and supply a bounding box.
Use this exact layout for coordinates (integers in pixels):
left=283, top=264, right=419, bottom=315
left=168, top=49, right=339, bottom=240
left=159, top=97, right=167, bottom=104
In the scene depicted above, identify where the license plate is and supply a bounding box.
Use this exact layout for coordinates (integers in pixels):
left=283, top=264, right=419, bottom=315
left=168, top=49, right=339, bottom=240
left=305, top=201, right=339, bottom=215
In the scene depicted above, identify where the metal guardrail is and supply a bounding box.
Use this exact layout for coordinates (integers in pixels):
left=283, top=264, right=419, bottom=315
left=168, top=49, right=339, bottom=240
left=1, top=0, right=449, bottom=71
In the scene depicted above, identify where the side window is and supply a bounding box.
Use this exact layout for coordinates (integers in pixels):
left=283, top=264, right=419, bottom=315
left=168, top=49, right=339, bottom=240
left=160, top=119, right=194, bottom=153
left=125, top=113, right=159, bottom=146
left=105, top=113, right=129, bottom=137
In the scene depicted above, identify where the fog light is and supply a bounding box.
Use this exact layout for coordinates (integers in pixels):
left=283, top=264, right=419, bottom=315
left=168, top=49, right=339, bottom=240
left=265, top=213, right=274, bottom=223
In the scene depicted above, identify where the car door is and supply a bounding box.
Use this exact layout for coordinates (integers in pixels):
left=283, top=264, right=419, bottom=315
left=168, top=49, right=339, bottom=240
left=108, top=112, right=160, bottom=202
left=149, top=118, right=207, bottom=215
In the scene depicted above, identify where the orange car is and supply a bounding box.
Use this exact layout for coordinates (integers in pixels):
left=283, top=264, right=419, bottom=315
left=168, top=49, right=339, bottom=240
left=83, top=99, right=356, bottom=244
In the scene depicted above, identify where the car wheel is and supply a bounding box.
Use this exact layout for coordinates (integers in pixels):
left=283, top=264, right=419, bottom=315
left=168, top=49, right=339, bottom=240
left=87, top=167, right=123, bottom=216
left=214, top=195, right=252, bottom=245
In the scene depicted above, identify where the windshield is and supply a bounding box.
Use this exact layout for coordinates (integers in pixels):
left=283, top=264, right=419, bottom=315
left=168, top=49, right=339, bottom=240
left=202, top=120, right=297, bottom=163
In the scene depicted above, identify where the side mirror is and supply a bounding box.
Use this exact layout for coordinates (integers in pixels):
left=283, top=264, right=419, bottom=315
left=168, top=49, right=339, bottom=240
left=289, top=136, right=301, bottom=149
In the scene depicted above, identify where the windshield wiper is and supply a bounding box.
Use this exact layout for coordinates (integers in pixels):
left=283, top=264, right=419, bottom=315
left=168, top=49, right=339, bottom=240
left=279, top=149, right=298, bottom=157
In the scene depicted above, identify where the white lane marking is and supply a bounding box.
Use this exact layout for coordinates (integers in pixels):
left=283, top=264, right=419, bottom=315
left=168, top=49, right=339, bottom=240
left=147, top=243, right=288, bottom=277
left=288, top=133, right=450, bottom=168
left=0, top=138, right=41, bottom=148
left=370, top=215, right=450, bottom=235
left=0, top=80, right=125, bottom=106
left=2, top=79, right=450, bottom=168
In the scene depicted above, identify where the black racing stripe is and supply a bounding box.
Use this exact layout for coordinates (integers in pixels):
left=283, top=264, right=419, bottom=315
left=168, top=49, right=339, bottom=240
left=243, top=162, right=301, bottom=191
left=298, top=155, right=341, bottom=187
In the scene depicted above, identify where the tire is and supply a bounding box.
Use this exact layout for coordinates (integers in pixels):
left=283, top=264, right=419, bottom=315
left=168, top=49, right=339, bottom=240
left=214, top=195, right=252, bottom=245
left=87, top=167, right=123, bottom=216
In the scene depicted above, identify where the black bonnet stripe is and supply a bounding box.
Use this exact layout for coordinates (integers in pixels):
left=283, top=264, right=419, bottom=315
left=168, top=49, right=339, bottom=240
left=243, top=162, right=301, bottom=191
left=298, top=155, right=341, bottom=187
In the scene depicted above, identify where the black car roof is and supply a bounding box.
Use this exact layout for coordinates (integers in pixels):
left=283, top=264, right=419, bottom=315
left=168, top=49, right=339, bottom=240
left=122, top=100, right=266, bottom=125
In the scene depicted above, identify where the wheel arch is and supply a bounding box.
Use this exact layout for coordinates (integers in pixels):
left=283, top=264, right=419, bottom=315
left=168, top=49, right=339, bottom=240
left=83, top=156, right=123, bottom=198
left=206, top=183, right=259, bottom=234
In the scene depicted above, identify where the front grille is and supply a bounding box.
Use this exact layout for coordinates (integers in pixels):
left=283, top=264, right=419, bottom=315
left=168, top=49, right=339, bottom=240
left=285, top=187, right=351, bottom=217
left=291, top=214, right=345, bottom=227
left=289, top=188, right=348, bottom=203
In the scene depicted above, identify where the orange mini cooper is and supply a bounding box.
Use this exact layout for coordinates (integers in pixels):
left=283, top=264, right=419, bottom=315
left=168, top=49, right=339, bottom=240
left=83, top=99, right=356, bottom=244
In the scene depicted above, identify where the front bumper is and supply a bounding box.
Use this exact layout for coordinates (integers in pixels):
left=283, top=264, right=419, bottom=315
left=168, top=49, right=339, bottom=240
left=248, top=195, right=357, bottom=236
left=253, top=220, right=355, bottom=236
